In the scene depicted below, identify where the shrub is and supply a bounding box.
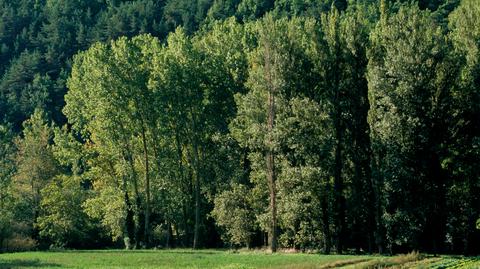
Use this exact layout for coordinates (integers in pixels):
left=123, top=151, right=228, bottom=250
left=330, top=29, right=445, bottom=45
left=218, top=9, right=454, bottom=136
left=2, top=234, right=37, bottom=252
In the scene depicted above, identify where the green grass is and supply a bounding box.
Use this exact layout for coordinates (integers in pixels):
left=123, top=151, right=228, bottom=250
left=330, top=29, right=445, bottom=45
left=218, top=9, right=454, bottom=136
left=0, top=250, right=478, bottom=269
left=0, top=249, right=369, bottom=269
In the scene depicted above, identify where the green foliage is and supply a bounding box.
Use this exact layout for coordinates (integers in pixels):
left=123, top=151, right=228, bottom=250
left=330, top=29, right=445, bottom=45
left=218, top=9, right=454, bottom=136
left=237, top=0, right=274, bottom=21
left=212, top=184, right=255, bottom=247
left=83, top=185, right=125, bottom=241
left=0, top=123, right=15, bottom=246
left=446, top=0, right=480, bottom=252
left=37, top=175, right=90, bottom=248
left=0, top=0, right=478, bottom=254
left=9, top=109, right=59, bottom=247
left=0, top=51, right=45, bottom=127
left=368, top=3, right=455, bottom=252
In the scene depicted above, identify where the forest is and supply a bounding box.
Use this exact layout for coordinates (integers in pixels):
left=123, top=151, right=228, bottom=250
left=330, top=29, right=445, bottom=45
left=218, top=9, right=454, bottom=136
left=0, top=0, right=478, bottom=256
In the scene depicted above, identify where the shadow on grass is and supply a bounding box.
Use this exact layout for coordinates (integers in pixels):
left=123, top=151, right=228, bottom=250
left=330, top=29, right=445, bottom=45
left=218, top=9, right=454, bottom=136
left=0, top=259, right=60, bottom=269
left=74, top=249, right=220, bottom=255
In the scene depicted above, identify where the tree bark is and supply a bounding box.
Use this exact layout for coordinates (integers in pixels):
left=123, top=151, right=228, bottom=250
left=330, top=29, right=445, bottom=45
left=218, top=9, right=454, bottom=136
left=321, top=186, right=331, bottom=254
left=125, top=149, right=142, bottom=248
left=190, top=109, right=202, bottom=250
left=333, top=119, right=346, bottom=254
left=266, top=148, right=277, bottom=252
left=192, top=144, right=201, bottom=249
left=264, top=35, right=278, bottom=253
left=140, top=124, right=151, bottom=248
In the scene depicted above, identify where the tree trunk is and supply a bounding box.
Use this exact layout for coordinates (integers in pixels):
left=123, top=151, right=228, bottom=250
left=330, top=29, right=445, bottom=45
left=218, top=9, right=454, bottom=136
left=114, top=158, right=135, bottom=249
left=193, top=146, right=201, bottom=249
left=140, top=125, right=151, bottom=248
left=333, top=97, right=346, bottom=254
left=119, top=122, right=142, bottom=248
left=266, top=150, right=277, bottom=252
left=125, top=150, right=142, bottom=248
left=262, top=27, right=279, bottom=253
left=371, top=156, right=385, bottom=254
left=321, top=187, right=331, bottom=254
left=174, top=128, right=191, bottom=247
left=266, top=80, right=278, bottom=253
left=190, top=110, right=202, bottom=250
left=329, top=13, right=346, bottom=253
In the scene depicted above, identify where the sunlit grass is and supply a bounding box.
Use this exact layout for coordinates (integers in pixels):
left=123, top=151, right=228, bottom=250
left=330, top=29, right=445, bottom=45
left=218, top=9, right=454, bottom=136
left=0, top=249, right=367, bottom=269
left=0, top=249, right=478, bottom=269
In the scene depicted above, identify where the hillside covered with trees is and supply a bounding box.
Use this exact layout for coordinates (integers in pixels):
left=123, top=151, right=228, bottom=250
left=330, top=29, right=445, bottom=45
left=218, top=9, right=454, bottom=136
left=0, top=0, right=478, bottom=256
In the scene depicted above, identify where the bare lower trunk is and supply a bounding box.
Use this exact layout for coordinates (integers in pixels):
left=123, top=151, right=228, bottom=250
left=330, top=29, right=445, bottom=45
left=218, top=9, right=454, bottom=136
left=321, top=188, right=331, bottom=254
left=140, top=125, right=150, bottom=248
left=190, top=108, right=201, bottom=250
left=126, top=151, right=142, bottom=248
left=266, top=77, right=277, bottom=253
left=266, top=150, right=277, bottom=252
left=333, top=110, right=346, bottom=254
left=175, top=130, right=190, bottom=247
left=193, top=175, right=200, bottom=249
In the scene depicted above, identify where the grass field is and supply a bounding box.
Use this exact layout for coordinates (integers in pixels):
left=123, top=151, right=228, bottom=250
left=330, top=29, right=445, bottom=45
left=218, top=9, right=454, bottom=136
left=0, top=249, right=478, bottom=269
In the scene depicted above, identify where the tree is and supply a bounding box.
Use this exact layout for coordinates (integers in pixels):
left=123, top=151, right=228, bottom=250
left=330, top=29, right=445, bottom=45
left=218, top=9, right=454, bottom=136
left=446, top=0, right=480, bottom=254
left=149, top=29, right=206, bottom=248
left=230, top=15, right=312, bottom=252
left=0, top=122, right=16, bottom=249
left=275, top=97, right=334, bottom=251
left=94, top=0, right=164, bottom=41
left=12, top=109, right=59, bottom=241
left=65, top=34, right=162, bottom=248
left=298, top=4, right=376, bottom=253
left=368, top=4, right=453, bottom=253
left=162, top=0, right=212, bottom=35
left=206, top=0, right=242, bottom=21
left=237, top=0, right=274, bottom=21
left=35, top=125, right=102, bottom=249
left=211, top=184, right=255, bottom=247
left=0, top=51, right=45, bottom=128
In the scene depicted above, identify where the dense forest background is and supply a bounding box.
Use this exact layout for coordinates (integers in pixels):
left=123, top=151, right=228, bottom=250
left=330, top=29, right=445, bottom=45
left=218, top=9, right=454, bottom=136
left=0, top=0, right=479, bottom=255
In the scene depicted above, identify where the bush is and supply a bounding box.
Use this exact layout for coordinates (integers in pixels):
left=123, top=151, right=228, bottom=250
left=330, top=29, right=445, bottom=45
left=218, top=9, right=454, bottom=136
left=358, top=251, right=423, bottom=269
left=2, top=234, right=37, bottom=252
left=211, top=184, right=255, bottom=248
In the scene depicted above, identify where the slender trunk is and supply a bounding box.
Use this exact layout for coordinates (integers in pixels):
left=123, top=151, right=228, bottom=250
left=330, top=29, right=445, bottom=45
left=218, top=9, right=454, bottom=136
left=329, top=14, right=346, bottom=253
left=175, top=131, right=190, bottom=247
left=429, top=153, right=446, bottom=255
left=124, top=190, right=135, bottom=249
left=193, top=180, right=200, bottom=248
left=140, top=124, right=150, bottom=248
left=266, top=81, right=278, bottom=253
left=125, top=150, right=142, bottom=247
left=111, top=159, right=135, bottom=248
left=190, top=109, right=202, bottom=249
left=165, top=222, right=173, bottom=248
left=262, top=28, right=279, bottom=253
left=371, top=156, right=385, bottom=254
left=333, top=101, right=346, bottom=254
left=426, top=108, right=447, bottom=254
left=321, top=185, right=331, bottom=254
left=266, top=150, right=277, bottom=252
left=32, top=179, right=40, bottom=240
left=118, top=121, right=142, bottom=248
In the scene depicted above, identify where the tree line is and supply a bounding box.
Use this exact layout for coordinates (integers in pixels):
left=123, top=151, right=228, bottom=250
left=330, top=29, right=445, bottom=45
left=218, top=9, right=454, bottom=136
left=0, top=0, right=479, bottom=255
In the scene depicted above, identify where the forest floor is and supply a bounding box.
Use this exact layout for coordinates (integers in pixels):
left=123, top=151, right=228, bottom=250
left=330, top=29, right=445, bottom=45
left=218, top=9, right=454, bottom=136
left=0, top=249, right=478, bottom=269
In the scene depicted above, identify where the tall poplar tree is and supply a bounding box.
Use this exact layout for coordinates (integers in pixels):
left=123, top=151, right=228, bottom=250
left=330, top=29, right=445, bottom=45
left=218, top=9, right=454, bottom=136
left=368, top=4, right=453, bottom=253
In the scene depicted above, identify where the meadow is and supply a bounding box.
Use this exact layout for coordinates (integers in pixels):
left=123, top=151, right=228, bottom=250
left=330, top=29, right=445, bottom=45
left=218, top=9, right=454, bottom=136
left=0, top=250, right=479, bottom=269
